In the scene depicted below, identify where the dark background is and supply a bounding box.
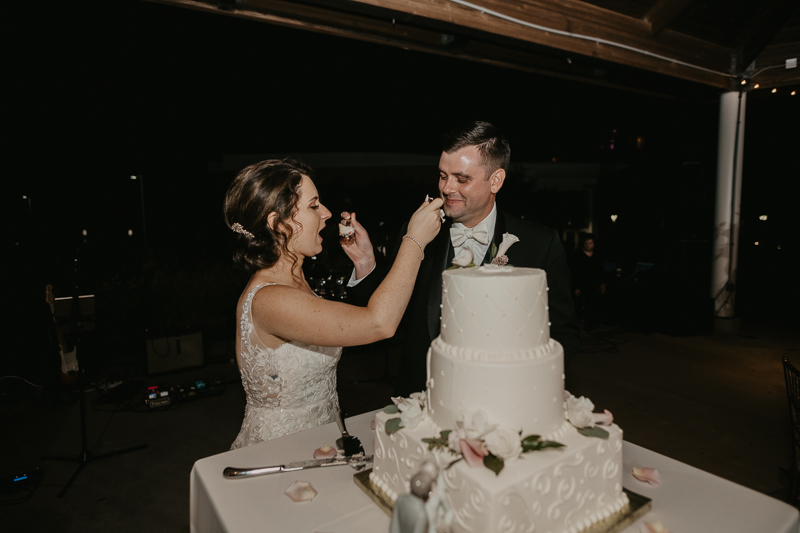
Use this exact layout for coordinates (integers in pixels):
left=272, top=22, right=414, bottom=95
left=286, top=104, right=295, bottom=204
left=5, top=0, right=799, bottom=381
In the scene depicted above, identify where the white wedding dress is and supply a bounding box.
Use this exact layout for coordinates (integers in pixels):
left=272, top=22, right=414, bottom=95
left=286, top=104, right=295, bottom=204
left=231, top=283, right=342, bottom=449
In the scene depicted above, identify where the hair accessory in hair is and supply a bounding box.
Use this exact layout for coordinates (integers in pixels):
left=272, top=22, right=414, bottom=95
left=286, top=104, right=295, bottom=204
left=231, top=223, right=254, bottom=239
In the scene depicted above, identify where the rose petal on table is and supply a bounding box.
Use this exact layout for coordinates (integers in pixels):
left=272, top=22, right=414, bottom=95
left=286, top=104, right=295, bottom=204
left=632, top=467, right=661, bottom=486
left=313, top=444, right=337, bottom=459
left=285, top=480, right=317, bottom=502
left=593, top=409, right=614, bottom=425
left=640, top=521, right=671, bottom=533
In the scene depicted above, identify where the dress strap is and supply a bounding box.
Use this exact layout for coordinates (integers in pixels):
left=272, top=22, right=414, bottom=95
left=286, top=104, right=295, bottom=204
left=241, top=283, right=279, bottom=353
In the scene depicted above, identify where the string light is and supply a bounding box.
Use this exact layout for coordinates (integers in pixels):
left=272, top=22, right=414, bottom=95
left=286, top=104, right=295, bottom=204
left=759, top=215, right=768, bottom=221
left=740, top=79, right=747, bottom=85
left=754, top=242, right=759, bottom=246
left=792, top=91, right=797, bottom=96
left=610, top=214, right=618, bottom=222
left=754, top=84, right=760, bottom=88
left=772, top=88, right=777, bottom=93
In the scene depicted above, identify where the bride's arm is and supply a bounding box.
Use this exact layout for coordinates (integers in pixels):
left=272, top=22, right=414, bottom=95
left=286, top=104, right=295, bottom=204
left=252, top=199, right=443, bottom=347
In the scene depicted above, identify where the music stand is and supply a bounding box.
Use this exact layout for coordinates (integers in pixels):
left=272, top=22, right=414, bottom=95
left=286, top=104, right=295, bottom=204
left=42, top=289, right=147, bottom=498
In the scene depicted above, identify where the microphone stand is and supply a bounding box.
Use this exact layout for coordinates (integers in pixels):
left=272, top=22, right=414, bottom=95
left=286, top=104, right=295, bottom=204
left=42, top=246, right=147, bottom=498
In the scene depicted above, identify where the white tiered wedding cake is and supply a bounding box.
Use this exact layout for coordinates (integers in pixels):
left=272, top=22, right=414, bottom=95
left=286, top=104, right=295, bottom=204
left=370, top=266, right=628, bottom=533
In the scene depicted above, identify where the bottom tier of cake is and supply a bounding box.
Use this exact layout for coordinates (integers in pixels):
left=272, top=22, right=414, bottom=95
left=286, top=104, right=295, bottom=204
left=371, top=410, right=629, bottom=533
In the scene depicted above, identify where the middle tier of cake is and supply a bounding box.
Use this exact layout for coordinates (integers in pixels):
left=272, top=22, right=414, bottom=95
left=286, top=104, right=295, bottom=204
left=426, top=336, right=566, bottom=438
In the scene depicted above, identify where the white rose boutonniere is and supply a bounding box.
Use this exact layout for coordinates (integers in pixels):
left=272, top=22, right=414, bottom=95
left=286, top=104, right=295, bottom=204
left=491, top=233, right=519, bottom=266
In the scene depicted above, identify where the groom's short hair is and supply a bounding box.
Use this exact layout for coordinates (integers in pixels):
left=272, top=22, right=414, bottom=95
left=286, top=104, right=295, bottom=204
left=442, top=121, right=511, bottom=175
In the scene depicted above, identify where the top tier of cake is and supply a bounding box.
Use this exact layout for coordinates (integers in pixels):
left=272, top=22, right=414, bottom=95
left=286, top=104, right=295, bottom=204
left=440, top=266, right=550, bottom=353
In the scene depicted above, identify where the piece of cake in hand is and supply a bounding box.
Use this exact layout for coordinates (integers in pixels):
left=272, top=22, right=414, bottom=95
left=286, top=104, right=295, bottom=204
left=339, top=220, right=356, bottom=241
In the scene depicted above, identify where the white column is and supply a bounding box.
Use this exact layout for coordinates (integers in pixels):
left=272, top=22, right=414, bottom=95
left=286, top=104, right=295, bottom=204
left=712, top=91, right=747, bottom=318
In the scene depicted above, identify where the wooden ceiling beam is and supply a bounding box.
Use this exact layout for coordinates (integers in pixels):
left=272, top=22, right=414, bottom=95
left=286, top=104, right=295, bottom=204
left=643, top=0, right=696, bottom=37
left=147, top=0, right=704, bottom=99
left=147, top=0, right=735, bottom=89
left=338, top=0, right=733, bottom=87
left=751, top=42, right=800, bottom=87
left=732, top=0, right=800, bottom=74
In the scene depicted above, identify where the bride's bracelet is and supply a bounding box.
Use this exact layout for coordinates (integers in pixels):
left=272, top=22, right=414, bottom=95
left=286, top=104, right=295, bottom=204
left=402, top=235, right=424, bottom=260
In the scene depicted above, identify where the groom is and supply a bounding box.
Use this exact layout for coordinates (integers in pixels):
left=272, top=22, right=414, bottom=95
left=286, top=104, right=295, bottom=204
left=344, top=121, right=579, bottom=396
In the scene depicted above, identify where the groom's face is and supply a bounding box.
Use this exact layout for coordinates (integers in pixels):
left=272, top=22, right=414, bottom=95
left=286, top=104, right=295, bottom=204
left=438, top=145, right=504, bottom=228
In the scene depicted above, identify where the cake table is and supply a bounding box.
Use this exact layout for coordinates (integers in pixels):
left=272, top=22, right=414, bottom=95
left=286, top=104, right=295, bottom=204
left=190, top=411, right=798, bottom=533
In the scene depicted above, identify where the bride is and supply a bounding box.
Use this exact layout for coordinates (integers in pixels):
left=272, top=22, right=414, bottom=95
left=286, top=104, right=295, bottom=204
left=224, top=159, right=442, bottom=449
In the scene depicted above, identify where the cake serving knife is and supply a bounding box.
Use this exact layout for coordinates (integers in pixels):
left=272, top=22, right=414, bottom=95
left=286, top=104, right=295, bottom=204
left=223, top=454, right=372, bottom=479
left=335, top=410, right=365, bottom=456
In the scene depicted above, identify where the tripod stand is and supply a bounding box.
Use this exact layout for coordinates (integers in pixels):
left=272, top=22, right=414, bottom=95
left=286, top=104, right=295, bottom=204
left=42, top=249, right=147, bottom=498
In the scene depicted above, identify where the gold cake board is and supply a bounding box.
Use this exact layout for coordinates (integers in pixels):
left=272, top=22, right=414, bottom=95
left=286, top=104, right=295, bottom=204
left=355, top=468, right=651, bottom=533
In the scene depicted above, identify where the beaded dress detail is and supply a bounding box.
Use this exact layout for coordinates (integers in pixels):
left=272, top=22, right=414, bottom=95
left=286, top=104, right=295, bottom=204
left=231, top=283, right=342, bottom=449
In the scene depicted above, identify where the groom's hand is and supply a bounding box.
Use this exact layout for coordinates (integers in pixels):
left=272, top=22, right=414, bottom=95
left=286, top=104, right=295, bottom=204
left=340, top=212, right=376, bottom=279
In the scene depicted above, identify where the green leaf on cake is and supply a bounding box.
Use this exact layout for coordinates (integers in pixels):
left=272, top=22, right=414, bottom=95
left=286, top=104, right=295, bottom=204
left=421, top=432, right=452, bottom=452
left=578, top=426, right=609, bottom=439
left=483, top=453, right=504, bottom=475
left=383, top=405, right=399, bottom=414
left=440, top=430, right=451, bottom=440
left=385, top=417, right=403, bottom=434
left=521, top=434, right=565, bottom=452
left=521, top=435, right=542, bottom=452
left=491, top=243, right=498, bottom=258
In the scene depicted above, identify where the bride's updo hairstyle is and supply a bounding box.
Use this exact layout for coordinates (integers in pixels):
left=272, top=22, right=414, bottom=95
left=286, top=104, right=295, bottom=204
left=223, top=159, right=314, bottom=275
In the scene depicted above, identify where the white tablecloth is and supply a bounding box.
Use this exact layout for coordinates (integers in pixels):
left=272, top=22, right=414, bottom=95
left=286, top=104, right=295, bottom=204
left=191, top=411, right=799, bottom=533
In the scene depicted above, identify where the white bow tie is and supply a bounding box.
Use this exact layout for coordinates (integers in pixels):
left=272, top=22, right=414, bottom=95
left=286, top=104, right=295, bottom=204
left=450, top=221, right=490, bottom=248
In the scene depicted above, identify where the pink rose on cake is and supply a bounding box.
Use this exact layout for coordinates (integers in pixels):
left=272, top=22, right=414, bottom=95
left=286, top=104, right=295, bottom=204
left=459, top=438, right=489, bottom=468
left=484, top=426, right=523, bottom=462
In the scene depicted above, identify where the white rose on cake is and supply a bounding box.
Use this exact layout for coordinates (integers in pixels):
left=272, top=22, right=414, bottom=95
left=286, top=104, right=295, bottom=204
left=409, top=391, right=427, bottom=410
left=566, top=395, right=596, bottom=428
left=393, top=397, right=424, bottom=430
left=484, top=426, right=523, bottom=462
left=459, top=410, right=491, bottom=439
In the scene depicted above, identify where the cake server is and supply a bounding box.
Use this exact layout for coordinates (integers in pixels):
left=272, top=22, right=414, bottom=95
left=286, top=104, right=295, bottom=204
left=335, top=410, right=365, bottom=455
left=223, top=454, right=372, bottom=479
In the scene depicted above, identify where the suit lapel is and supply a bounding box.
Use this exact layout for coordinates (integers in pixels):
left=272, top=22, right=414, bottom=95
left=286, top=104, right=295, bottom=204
left=427, top=219, right=453, bottom=340
left=481, top=208, right=507, bottom=265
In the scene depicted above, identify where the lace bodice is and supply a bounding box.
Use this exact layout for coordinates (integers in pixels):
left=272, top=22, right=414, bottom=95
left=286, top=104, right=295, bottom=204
left=231, top=283, right=342, bottom=449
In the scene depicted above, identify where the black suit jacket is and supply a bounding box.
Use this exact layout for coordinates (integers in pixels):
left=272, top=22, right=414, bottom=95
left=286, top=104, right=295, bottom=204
left=349, top=208, right=579, bottom=395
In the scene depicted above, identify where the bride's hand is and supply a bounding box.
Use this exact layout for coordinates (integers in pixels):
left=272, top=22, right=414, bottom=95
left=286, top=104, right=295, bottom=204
left=406, top=197, right=444, bottom=248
